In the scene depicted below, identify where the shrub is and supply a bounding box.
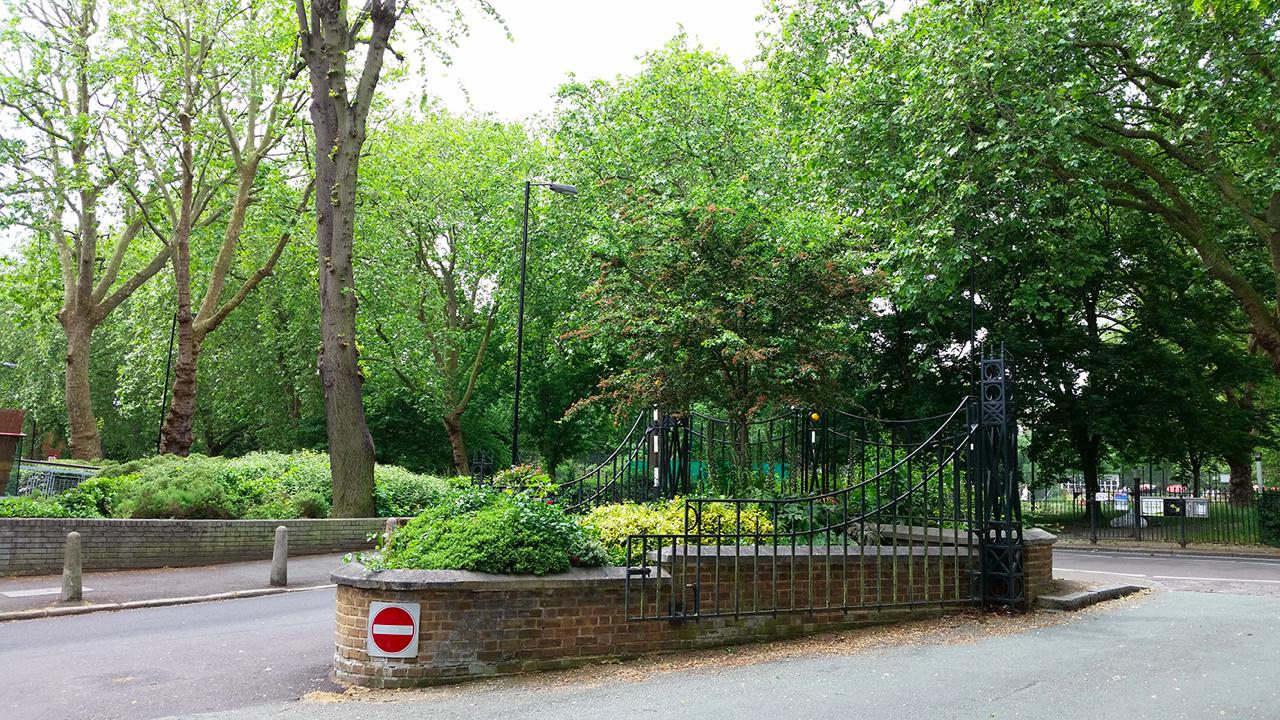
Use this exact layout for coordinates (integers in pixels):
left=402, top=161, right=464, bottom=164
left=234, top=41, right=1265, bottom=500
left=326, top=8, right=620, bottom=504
left=372, top=489, right=607, bottom=575
left=374, top=466, right=450, bottom=517
left=1260, top=491, right=1280, bottom=548
left=57, top=475, right=140, bottom=518
left=581, top=497, right=775, bottom=565
left=291, top=490, right=330, bottom=519
left=0, top=494, right=72, bottom=518
left=489, top=464, right=556, bottom=499
left=116, top=468, right=235, bottom=519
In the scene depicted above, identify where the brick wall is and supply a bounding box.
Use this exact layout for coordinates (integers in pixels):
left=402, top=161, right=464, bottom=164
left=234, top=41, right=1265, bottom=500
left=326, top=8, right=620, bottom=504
left=0, top=517, right=389, bottom=576
left=333, top=532, right=1056, bottom=689
left=1024, top=528, right=1055, bottom=604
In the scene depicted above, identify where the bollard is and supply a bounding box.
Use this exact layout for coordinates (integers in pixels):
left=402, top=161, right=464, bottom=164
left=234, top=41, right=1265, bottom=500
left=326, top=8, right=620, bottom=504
left=60, top=531, right=82, bottom=602
left=270, top=526, right=288, bottom=587
left=384, top=517, right=397, bottom=548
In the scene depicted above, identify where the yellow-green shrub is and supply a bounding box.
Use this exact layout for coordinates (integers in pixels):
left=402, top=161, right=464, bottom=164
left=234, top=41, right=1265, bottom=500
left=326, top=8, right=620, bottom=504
left=581, top=498, right=774, bottom=565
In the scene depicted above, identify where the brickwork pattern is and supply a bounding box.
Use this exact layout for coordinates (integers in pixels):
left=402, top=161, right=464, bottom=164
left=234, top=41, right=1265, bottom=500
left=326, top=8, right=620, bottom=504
left=0, top=517, right=388, bottom=575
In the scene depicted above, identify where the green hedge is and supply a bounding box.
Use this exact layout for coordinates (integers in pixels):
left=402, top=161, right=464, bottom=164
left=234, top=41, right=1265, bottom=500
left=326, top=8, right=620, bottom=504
left=1259, top=491, right=1280, bottom=548
left=2, top=452, right=450, bottom=520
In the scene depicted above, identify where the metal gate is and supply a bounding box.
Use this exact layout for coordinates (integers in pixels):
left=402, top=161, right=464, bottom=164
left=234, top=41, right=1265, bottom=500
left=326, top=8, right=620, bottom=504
left=622, top=349, right=1025, bottom=619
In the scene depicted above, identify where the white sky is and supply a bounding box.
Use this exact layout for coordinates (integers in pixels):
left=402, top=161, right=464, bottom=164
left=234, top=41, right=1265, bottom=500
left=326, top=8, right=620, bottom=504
left=421, top=1, right=766, bottom=120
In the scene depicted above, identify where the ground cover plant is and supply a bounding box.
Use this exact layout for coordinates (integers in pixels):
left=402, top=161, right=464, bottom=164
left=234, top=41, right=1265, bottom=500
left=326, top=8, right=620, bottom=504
left=369, top=488, right=608, bottom=574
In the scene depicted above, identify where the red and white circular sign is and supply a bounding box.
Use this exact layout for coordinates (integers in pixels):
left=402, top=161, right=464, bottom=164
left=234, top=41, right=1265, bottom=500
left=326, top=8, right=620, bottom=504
left=367, top=601, right=420, bottom=658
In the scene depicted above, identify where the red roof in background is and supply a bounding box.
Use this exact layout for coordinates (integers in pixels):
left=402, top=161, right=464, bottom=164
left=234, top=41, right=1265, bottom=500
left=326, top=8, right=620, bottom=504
left=0, top=408, right=26, bottom=437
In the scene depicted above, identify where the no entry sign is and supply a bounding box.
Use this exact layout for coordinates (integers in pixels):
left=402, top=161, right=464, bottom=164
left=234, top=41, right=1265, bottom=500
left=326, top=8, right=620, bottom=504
left=366, top=601, right=420, bottom=658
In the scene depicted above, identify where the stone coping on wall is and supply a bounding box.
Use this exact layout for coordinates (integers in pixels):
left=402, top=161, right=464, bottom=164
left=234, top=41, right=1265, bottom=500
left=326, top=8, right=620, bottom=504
left=876, top=524, right=1057, bottom=548
left=331, top=563, right=634, bottom=591
left=1, top=516, right=393, bottom=575
left=644, top=543, right=975, bottom=560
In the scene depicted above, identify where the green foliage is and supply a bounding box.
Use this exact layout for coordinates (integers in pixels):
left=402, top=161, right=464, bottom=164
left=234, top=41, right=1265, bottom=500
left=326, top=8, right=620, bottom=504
left=61, top=452, right=443, bottom=519
left=489, top=464, right=557, bottom=499
left=56, top=475, right=140, bottom=518
left=1259, top=492, right=1280, bottom=548
left=117, top=469, right=236, bottom=520
left=0, top=494, right=73, bottom=518
left=374, top=465, right=450, bottom=517
left=373, top=489, right=608, bottom=575
left=581, top=498, right=775, bottom=565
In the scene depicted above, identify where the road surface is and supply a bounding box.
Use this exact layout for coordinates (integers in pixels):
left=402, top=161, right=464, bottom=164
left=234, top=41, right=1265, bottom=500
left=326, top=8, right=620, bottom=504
left=0, top=588, right=338, bottom=720
left=1056, top=547, right=1280, bottom=596
left=4, top=550, right=1280, bottom=720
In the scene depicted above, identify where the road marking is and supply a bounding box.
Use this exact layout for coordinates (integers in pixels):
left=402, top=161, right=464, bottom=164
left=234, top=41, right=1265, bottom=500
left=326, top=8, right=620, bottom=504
left=1, top=587, right=92, bottom=598
left=1057, top=569, right=1146, bottom=578
left=1060, top=568, right=1280, bottom=585
left=1149, top=575, right=1280, bottom=584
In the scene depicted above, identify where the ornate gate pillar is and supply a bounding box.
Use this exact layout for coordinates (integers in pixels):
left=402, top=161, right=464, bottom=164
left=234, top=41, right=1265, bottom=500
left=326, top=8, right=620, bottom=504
left=973, top=349, right=1026, bottom=608
left=648, top=408, right=691, bottom=501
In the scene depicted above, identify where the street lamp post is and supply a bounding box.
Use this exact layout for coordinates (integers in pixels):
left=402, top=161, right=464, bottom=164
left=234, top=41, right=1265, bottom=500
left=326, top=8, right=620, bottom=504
left=512, top=180, right=577, bottom=466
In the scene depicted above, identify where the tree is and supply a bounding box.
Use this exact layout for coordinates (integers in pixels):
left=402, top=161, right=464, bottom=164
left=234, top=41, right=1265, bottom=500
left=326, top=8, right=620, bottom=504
left=0, top=0, right=172, bottom=459
left=111, top=0, right=311, bottom=456
left=556, top=42, right=872, bottom=462
left=294, top=0, right=401, bottom=516
left=358, top=112, right=537, bottom=474
left=294, top=0, right=498, bottom=514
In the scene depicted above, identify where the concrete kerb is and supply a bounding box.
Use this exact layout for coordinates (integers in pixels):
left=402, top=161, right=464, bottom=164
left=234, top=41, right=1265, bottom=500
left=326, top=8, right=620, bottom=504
left=1056, top=540, right=1280, bottom=561
left=1035, top=583, right=1144, bottom=612
left=0, top=582, right=336, bottom=624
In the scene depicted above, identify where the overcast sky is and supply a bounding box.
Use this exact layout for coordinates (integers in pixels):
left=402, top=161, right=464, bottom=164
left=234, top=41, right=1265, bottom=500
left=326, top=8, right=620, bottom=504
left=420, top=1, right=766, bottom=119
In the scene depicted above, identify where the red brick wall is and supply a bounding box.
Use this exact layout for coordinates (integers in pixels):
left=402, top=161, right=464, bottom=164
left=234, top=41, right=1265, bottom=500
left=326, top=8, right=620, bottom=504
left=334, top=535, right=1056, bottom=689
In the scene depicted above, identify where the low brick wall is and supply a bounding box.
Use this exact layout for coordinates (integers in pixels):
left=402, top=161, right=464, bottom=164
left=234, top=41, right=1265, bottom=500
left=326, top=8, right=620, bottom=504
left=333, top=530, right=1056, bottom=689
left=0, top=517, right=389, bottom=576
left=1024, top=528, right=1055, bottom=603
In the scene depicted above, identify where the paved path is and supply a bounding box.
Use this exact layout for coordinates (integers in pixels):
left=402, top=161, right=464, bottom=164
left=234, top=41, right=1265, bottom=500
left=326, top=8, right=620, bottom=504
left=192, top=590, right=1280, bottom=720
left=0, top=588, right=338, bottom=720
left=0, top=553, right=347, bottom=613
left=1056, top=547, right=1280, bottom=596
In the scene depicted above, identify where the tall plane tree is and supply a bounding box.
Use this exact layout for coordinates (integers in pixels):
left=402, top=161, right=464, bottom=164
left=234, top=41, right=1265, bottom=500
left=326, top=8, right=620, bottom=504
left=0, top=0, right=171, bottom=459
left=114, top=0, right=310, bottom=455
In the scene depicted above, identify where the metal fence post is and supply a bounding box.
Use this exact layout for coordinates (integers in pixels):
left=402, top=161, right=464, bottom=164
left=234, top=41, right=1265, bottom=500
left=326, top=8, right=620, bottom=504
left=1090, top=492, right=1098, bottom=544
left=1133, top=478, right=1143, bottom=542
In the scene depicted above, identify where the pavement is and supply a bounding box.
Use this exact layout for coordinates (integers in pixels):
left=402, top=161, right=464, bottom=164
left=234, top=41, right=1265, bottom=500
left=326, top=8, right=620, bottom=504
left=0, top=552, right=348, bottom=615
left=187, top=590, right=1280, bottom=720
left=5, top=548, right=1280, bottom=720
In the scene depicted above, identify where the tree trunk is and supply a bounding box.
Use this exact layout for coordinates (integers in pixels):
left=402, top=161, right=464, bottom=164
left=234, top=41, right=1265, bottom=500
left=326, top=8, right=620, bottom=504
left=443, top=411, right=468, bottom=475
left=1077, top=431, right=1102, bottom=522
left=62, top=318, right=100, bottom=460
left=160, top=338, right=200, bottom=455
left=316, top=151, right=377, bottom=517
left=300, top=0, right=397, bottom=518
left=160, top=115, right=198, bottom=456
left=1227, top=450, right=1254, bottom=503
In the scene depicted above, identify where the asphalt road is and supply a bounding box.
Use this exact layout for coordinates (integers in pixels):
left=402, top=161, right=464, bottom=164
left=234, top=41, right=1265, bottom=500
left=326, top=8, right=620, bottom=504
left=0, top=588, right=338, bottom=720
left=6, top=550, right=1280, bottom=720
left=1056, top=548, right=1280, bottom=596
